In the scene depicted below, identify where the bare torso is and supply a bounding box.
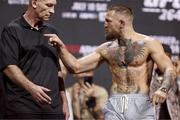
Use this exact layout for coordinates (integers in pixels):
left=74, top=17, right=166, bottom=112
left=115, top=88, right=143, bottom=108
left=99, top=37, right=154, bottom=94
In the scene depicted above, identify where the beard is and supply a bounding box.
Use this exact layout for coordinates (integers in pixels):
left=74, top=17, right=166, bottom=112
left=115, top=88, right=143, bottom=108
left=105, top=31, right=121, bottom=41
left=106, top=35, right=113, bottom=41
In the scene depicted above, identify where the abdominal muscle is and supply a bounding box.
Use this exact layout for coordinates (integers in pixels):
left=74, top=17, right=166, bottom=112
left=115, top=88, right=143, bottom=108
left=109, top=63, right=151, bottom=94
left=110, top=82, right=149, bottom=94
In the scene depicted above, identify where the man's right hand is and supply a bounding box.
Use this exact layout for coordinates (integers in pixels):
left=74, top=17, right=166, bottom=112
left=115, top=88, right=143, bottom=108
left=3, top=65, right=52, bottom=105
left=44, top=34, right=65, bottom=48
left=29, top=84, right=52, bottom=105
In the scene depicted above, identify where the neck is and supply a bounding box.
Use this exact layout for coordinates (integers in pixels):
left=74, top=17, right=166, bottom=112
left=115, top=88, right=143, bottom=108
left=23, top=8, right=42, bottom=28
left=117, top=27, right=137, bottom=46
left=120, top=26, right=136, bottom=39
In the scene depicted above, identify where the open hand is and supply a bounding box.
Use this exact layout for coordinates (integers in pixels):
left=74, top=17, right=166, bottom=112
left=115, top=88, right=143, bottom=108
left=29, top=84, right=52, bottom=104
left=82, top=83, right=94, bottom=97
left=151, top=89, right=167, bottom=106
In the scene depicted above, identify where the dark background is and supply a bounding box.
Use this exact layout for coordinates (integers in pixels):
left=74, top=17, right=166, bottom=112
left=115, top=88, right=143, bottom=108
left=0, top=0, right=179, bottom=92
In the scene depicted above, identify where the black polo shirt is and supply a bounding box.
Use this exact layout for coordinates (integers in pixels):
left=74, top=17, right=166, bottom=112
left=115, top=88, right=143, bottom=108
left=0, top=16, right=63, bottom=115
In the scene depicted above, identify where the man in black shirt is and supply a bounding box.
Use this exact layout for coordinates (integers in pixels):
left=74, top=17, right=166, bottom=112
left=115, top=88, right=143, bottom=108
left=0, top=0, right=69, bottom=119
left=0, top=72, right=5, bottom=119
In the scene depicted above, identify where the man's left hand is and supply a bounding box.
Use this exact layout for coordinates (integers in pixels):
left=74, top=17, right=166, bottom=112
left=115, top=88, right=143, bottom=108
left=152, top=89, right=167, bottom=106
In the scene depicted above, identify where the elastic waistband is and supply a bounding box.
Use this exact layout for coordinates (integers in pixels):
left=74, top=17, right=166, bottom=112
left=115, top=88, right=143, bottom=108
left=110, top=93, right=149, bottom=99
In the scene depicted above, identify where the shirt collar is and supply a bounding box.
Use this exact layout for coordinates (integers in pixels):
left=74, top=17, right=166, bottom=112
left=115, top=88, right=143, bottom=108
left=20, top=14, right=46, bottom=31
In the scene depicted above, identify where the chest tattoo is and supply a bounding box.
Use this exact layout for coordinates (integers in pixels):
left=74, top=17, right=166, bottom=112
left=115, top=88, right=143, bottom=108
left=112, top=39, right=146, bottom=67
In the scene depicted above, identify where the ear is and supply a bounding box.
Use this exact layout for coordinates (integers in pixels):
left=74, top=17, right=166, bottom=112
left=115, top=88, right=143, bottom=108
left=119, top=20, right=125, bottom=28
left=31, top=0, right=38, bottom=9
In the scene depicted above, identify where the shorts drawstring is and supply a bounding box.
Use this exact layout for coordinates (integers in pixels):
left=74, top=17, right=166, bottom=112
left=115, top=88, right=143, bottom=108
left=120, top=95, right=128, bottom=113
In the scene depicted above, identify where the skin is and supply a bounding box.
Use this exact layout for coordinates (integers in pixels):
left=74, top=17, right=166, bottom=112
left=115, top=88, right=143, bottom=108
left=45, top=9, right=176, bottom=106
left=3, top=0, right=69, bottom=119
left=60, top=62, right=107, bottom=119
left=173, top=59, right=180, bottom=77
left=68, top=72, right=108, bottom=120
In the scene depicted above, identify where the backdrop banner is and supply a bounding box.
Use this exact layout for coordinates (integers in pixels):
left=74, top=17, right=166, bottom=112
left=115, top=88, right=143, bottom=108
left=0, top=0, right=179, bottom=89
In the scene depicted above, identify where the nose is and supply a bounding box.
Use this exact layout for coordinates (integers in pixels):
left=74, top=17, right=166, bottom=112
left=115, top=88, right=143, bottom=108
left=49, top=7, right=55, bottom=14
left=104, top=20, right=107, bottom=25
left=104, top=21, right=108, bottom=27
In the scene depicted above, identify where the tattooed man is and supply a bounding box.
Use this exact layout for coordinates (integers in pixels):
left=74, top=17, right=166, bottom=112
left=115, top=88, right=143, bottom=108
left=45, top=4, right=176, bottom=120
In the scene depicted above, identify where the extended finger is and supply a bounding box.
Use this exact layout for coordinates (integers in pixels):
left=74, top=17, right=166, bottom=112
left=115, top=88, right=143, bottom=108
left=41, top=87, right=52, bottom=101
left=84, top=82, right=91, bottom=88
left=157, top=92, right=166, bottom=103
left=82, top=84, right=88, bottom=91
left=33, top=92, right=48, bottom=104
left=152, top=95, right=158, bottom=106
left=38, top=93, right=50, bottom=104
left=158, top=96, right=166, bottom=103
left=35, top=95, right=42, bottom=104
left=40, top=91, right=51, bottom=104
left=41, top=86, right=51, bottom=92
left=44, top=34, right=56, bottom=37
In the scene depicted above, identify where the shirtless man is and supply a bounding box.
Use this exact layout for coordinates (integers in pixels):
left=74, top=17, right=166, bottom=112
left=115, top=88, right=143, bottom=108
left=45, top=4, right=176, bottom=120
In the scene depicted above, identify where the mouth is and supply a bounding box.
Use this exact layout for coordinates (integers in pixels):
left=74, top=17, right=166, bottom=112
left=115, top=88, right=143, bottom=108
left=104, top=28, right=108, bottom=32
left=45, top=13, right=51, bottom=17
left=45, top=15, right=50, bottom=17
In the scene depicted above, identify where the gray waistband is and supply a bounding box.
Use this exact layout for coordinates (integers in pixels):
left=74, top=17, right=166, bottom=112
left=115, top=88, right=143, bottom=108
left=110, top=93, right=149, bottom=99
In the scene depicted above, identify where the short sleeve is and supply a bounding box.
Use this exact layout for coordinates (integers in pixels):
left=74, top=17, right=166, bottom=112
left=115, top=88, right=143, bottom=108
left=0, top=26, right=19, bottom=71
left=45, top=25, right=61, bottom=71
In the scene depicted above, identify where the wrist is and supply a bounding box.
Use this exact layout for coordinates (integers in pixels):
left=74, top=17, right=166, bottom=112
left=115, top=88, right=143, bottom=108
left=58, top=45, right=66, bottom=53
left=25, top=81, right=35, bottom=93
left=59, top=91, right=67, bottom=101
left=58, top=43, right=66, bottom=49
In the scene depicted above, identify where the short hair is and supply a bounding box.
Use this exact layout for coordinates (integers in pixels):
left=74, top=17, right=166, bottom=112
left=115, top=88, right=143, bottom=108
left=107, top=4, right=134, bottom=21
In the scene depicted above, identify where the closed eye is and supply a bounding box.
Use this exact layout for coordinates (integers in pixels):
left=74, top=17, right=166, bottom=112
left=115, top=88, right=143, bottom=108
left=46, top=3, right=54, bottom=7
left=105, top=18, right=111, bottom=23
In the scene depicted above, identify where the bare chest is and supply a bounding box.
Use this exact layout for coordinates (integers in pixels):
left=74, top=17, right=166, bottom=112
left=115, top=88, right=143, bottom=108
left=104, top=41, right=149, bottom=68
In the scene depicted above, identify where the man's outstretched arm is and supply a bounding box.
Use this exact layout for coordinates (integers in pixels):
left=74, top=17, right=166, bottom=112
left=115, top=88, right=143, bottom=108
left=44, top=34, right=102, bottom=73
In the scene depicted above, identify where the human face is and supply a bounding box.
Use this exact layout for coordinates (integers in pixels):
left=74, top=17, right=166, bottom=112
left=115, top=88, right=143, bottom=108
left=33, top=0, right=57, bottom=21
left=104, top=10, right=124, bottom=41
